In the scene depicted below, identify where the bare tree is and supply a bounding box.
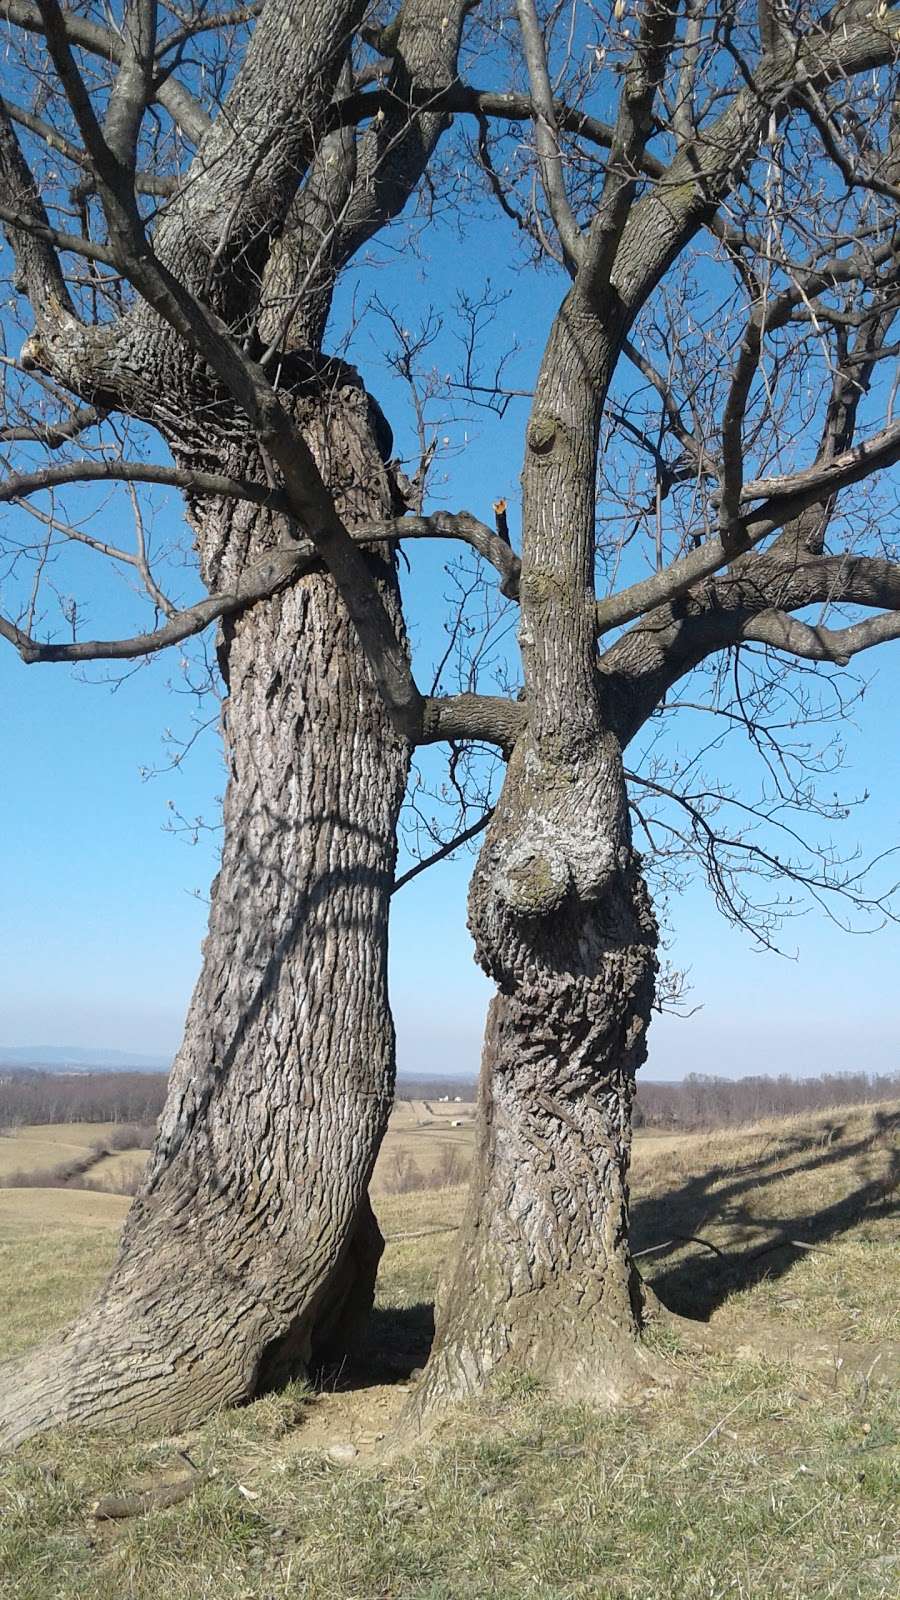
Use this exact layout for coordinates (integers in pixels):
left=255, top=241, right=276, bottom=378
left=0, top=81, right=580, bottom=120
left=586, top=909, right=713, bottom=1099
left=2, top=0, right=900, bottom=1443
left=0, top=0, right=504, bottom=1444
left=407, top=0, right=900, bottom=1410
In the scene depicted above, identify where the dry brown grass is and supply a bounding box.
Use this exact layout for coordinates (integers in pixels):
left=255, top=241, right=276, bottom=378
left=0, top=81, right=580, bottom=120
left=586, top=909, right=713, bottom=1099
left=0, top=1101, right=479, bottom=1198
left=1, top=1102, right=897, bottom=1599
left=1, top=1099, right=894, bottom=1364
left=370, top=1098, right=476, bottom=1194
left=631, top=1100, right=900, bottom=1345
left=0, top=1123, right=125, bottom=1178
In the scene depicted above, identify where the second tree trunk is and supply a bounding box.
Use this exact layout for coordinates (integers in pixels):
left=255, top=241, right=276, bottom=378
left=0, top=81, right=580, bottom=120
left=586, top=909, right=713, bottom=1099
left=416, top=736, right=659, bottom=1410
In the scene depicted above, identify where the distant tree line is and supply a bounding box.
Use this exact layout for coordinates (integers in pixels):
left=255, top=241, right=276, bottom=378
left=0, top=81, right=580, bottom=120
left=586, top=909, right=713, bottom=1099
left=1, top=1066, right=896, bottom=1138
left=635, top=1072, right=900, bottom=1130
left=0, top=1072, right=167, bottom=1129
left=0, top=1070, right=488, bottom=1128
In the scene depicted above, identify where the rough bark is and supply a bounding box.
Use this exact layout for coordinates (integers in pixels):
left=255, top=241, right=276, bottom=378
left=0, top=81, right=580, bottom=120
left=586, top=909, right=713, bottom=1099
left=0, top=0, right=475, bottom=1446
left=0, top=375, right=410, bottom=1449
left=413, top=229, right=656, bottom=1411
left=414, top=733, right=659, bottom=1411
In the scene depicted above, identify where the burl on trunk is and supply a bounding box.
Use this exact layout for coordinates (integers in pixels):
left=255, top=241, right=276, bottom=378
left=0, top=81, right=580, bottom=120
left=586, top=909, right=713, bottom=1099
left=416, top=733, right=660, bottom=1410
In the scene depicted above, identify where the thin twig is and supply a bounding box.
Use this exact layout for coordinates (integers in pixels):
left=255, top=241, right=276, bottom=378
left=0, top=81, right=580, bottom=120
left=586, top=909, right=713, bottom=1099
left=392, top=809, right=494, bottom=893
left=676, top=1389, right=760, bottom=1469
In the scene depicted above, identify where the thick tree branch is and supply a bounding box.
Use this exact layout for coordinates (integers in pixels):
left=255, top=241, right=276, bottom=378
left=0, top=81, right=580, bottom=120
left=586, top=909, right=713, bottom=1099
left=102, top=0, right=158, bottom=175
left=0, top=97, right=77, bottom=330
left=419, top=693, right=525, bottom=752
left=0, top=543, right=305, bottom=663
left=155, top=5, right=263, bottom=59
left=1, top=454, right=516, bottom=586
left=146, top=0, right=368, bottom=306
left=32, top=0, right=427, bottom=735
left=595, top=417, right=900, bottom=637
left=581, top=0, right=678, bottom=295
left=514, top=0, right=582, bottom=273
left=263, top=0, right=471, bottom=352
left=0, top=401, right=101, bottom=447
left=739, top=606, right=900, bottom=663
left=601, top=551, right=900, bottom=747
left=3, top=560, right=524, bottom=746
left=717, top=260, right=764, bottom=554
left=0, top=196, right=121, bottom=269
left=609, top=5, right=900, bottom=317
left=3, top=99, right=91, bottom=175
left=739, top=416, right=900, bottom=507
left=395, top=511, right=520, bottom=597
left=1, top=501, right=517, bottom=672
left=334, top=82, right=664, bottom=177
left=4, top=98, right=175, bottom=197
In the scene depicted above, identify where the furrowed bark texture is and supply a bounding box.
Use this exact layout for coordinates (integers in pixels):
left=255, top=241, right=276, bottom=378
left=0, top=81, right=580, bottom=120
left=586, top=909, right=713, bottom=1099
left=414, top=735, right=659, bottom=1411
left=0, top=373, right=409, bottom=1448
left=415, top=286, right=660, bottom=1410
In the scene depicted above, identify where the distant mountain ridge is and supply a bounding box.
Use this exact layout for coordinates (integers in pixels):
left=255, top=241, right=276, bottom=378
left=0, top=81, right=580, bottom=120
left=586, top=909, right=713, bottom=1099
left=0, top=1047, right=477, bottom=1095
left=0, top=1045, right=172, bottom=1072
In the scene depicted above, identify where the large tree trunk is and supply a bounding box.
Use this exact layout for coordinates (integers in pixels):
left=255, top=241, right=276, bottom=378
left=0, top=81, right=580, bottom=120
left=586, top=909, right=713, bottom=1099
left=0, top=374, right=409, bottom=1448
left=414, top=733, right=659, bottom=1412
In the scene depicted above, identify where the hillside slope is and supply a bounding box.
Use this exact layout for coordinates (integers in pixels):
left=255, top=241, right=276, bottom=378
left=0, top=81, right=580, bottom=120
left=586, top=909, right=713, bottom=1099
left=0, top=1103, right=896, bottom=1599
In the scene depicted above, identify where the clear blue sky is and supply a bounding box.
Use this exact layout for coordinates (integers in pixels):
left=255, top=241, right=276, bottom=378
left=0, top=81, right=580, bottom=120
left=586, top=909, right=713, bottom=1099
left=1, top=637, right=898, bottom=1077
left=2, top=210, right=899, bottom=1082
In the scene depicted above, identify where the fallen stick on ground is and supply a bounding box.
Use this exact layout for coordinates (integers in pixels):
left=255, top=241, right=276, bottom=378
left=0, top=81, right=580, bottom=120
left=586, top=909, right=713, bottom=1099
left=675, top=1389, right=761, bottom=1470
left=91, top=1473, right=202, bottom=1520
left=633, top=1233, right=727, bottom=1260
left=749, top=1237, right=840, bottom=1262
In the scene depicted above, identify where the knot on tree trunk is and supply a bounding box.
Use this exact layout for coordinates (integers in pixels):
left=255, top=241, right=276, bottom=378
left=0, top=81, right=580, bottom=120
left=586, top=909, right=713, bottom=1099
left=18, top=314, right=120, bottom=406
left=477, top=736, right=633, bottom=950
left=494, top=821, right=623, bottom=921
left=496, top=830, right=572, bottom=919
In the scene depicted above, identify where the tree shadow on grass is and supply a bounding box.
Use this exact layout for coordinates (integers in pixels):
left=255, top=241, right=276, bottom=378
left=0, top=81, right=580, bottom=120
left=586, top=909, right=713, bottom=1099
left=320, top=1111, right=898, bottom=1388
left=632, top=1108, right=899, bottom=1321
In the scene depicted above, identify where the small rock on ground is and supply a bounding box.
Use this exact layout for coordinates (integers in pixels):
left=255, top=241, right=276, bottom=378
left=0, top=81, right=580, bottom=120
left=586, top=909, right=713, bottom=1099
left=326, top=1442, right=359, bottom=1463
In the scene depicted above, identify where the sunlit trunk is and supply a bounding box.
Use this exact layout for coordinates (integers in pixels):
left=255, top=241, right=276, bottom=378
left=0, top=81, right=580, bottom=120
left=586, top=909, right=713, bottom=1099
left=415, top=735, right=659, bottom=1410
left=0, top=380, right=409, bottom=1446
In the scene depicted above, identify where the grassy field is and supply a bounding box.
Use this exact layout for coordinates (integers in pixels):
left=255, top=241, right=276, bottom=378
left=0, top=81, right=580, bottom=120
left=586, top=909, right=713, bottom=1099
left=0, top=1102, right=897, bottom=1598
left=0, top=1124, right=128, bottom=1180
left=0, top=1099, right=478, bottom=1195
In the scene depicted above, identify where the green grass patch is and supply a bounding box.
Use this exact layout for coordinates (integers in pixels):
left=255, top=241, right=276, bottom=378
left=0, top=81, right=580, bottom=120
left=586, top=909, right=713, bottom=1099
left=1, top=1356, right=896, bottom=1599
left=0, top=1228, right=118, bottom=1360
